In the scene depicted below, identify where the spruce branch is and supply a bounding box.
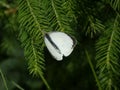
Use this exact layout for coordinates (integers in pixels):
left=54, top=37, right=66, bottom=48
left=18, top=0, right=76, bottom=89
left=85, top=50, right=102, bottom=90
left=105, top=0, right=120, bottom=11
left=18, top=0, right=50, bottom=89
left=96, top=14, right=120, bottom=90
left=48, top=0, right=75, bottom=35
left=0, top=68, right=8, bottom=90
left=12, top=81, right=24, bottom=90
left=85, top=16, right=105, bottom=38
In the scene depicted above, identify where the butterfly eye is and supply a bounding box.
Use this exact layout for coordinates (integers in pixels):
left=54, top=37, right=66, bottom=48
left=44, top=31, right=77, bottom=61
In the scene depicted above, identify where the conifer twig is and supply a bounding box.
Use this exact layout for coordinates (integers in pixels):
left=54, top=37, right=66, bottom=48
left=0, top=68, right=8, bottom=90
left=85, top=50, right=102, bottom=90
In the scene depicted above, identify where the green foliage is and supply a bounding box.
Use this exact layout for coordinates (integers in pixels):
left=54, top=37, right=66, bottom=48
left=85, top=16, right=105, bottom=38
left=105, top=0, right=120, bottom=11
left=17, top=0, right=76, bottom=76
left=0, top=68, right=8, bottom=90
left=45, top=0, right=76, bottom=34
left=17, top=0, right=76, bottom=89
left=96, top=15, right=120, bottom=90
left=1, top=0, right=120, bottom=90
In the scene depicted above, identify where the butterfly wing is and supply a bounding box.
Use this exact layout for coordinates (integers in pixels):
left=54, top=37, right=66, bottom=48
left=44, top=34, right=63, bottom=61
left=49, top=32, right=76, bottom=57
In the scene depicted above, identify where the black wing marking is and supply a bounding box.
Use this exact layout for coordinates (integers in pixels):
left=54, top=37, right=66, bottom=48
left=45, top=33, right=61, bottom=54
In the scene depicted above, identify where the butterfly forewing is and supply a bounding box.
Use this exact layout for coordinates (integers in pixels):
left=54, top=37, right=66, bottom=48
left=44, top=32, right=76, bottom=61
left=44, top=35, right=63, bottom=60
left=49, top=32, right=74, bottom=57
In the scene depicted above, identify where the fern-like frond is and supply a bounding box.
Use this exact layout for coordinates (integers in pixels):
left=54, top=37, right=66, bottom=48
left=18, top=0, right=52, bottom=88
left=63, top=0, right=77, bottom=23
left=18, top=0, right=76, bottom=88
left=18, top=0, right=51, bottom=76
left=47, top=0, right=75, bottom=35
left=85, top=16, right=105, bottom=38
left=105, top=0, right=120, bottom=11
left=96, top=15, right=120, bottom=89
left=23, top=37, right=45, bottom=76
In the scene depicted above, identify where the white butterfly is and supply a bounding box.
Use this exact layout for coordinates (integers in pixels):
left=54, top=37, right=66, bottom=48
left=44, top=32, right=77, bottom=61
